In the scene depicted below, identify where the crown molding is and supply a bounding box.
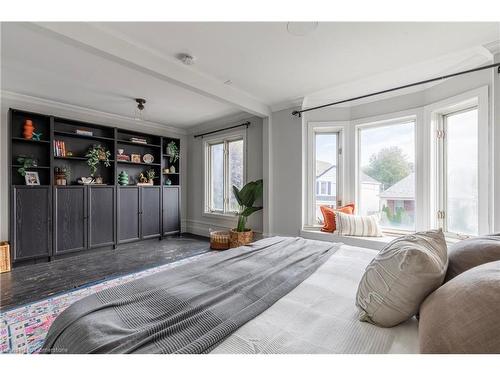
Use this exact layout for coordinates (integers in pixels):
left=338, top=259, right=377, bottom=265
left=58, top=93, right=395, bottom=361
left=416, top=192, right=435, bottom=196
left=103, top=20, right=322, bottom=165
left=302, top=46, right=492, bottom=111
left=483, top=40, right=500, bottom=56
left=1, top=90, right=188, bottom=136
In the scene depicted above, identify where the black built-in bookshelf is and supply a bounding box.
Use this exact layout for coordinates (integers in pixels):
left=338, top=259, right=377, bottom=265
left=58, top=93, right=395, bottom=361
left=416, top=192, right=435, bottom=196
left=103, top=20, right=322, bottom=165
left=8, top=108, right=181, bottom=267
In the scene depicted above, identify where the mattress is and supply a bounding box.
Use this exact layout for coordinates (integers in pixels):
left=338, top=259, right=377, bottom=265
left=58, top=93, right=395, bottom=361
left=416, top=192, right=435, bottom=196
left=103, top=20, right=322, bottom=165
left=211, top=244, right=419, bottom=354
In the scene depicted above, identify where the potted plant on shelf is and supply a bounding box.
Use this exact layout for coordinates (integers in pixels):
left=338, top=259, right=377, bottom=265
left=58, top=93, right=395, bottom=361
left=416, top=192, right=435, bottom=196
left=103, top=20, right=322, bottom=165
left=85, top=144, right=111, bottom=183
left=166, top=141, right=179, bottom=164
left=16, top=155, right=37, bottom=177
left=230, top=179, right=263, bottom=248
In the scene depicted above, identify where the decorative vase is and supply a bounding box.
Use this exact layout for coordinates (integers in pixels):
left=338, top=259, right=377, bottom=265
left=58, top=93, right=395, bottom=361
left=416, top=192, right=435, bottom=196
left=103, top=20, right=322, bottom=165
left=165, top=178, right=172, bottom=186
left=170, top=165, right=176, bottom=173
left=23, top=119, right=34, bottom=139
left=229, top=229, right=254, bottom=248
left=118, top=171, right=129, bottom=186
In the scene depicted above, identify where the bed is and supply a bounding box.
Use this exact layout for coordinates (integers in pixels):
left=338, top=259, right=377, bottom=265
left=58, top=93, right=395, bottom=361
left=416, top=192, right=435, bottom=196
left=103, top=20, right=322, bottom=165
left=41, top=237, right=418, bottom=354
left=213, top=243, right=418, bottom=353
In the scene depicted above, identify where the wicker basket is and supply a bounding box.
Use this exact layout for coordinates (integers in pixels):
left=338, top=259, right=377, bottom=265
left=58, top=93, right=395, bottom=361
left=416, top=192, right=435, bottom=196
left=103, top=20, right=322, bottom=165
left=229, top=229, right=254, bottom=248
left=0, top=242, right=11, bottom=273
left=210, top=231, right=231, bottom=250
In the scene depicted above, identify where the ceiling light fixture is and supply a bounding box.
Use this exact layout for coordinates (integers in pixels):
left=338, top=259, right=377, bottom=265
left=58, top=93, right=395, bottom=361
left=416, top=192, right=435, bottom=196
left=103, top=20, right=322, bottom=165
left=286, top=22, right=319, bottom=36
left=178, top=53, right=196, bottom=65
left=134, top=98, right=146, bottom=121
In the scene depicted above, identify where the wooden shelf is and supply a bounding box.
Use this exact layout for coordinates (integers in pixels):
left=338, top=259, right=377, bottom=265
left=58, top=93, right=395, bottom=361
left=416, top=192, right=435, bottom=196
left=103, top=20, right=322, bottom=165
left=11, top=165, right=50, bottom=169
left=12, top=137, right=50, bottom=144
left=117, top=160, right=160, bottom=166
left=54, top=156, right=115, bottom=162
left=54, top=130, right=114, bottom=142
left=162, top=172, right=180, bottom=175
left=54, top=156, right=87, bottom=161
left=117, top=139, right=161, bottom=148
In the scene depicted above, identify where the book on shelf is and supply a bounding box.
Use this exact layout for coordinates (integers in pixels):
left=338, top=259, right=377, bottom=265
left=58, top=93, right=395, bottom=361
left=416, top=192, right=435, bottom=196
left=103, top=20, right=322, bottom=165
left=54, top=140, right=67, bottom=157
left=130, top=137, right=147, bottom=144
left=76, top=129, right=93, bottom=136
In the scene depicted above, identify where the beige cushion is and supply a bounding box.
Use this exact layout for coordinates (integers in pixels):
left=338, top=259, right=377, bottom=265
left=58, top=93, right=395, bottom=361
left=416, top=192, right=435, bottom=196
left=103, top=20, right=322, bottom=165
left=446, top=234, right=500, bottom=281
left=356, top=229, right=448, bottom=327
left=419, top=261, right=500, bottom=353
left=335, top=212, right=382, bottom=237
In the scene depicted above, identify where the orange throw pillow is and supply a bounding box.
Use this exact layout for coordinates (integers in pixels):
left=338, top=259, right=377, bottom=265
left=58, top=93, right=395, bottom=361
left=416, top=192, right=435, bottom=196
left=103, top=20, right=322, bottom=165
left=320, top=204, right=355, bottom=233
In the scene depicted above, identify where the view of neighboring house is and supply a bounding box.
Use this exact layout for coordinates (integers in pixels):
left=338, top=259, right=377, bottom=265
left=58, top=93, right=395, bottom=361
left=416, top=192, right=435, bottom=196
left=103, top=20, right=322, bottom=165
left=379, top=172, right=415, bottom=229
left=316, top=160, right=415, bottom=229
left=315, top=161, right=382, bottom=222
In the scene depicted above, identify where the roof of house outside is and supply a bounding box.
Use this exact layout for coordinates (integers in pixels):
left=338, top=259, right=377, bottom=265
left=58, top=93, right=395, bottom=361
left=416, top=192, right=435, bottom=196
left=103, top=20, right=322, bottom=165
left=360, top=172, right=380, bottom=185
left=316, top=160, right=335, bottom=178
left=379, top=172, right=415, bottom=200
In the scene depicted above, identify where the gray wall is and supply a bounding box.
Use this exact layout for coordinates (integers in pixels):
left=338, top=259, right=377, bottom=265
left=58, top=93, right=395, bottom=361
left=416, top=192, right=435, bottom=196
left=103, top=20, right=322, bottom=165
left=0, top=93, right=188, bottom=241
left=185, top=116, right=263, bottom=236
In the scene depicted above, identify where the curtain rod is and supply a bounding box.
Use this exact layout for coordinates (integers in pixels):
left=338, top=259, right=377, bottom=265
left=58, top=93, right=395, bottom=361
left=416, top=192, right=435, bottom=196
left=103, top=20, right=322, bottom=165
left=193, top=121, right=251, bottom=138
left=292, top=62, right=500, bottom=117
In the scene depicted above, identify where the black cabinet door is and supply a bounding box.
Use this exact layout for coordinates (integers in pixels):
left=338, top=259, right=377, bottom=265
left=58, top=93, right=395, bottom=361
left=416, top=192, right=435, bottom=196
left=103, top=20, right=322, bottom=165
left=163, top=187, right=180, bottom=235
left=141, top=186, right=161, bottom=239
left=54, top=186, right=87, bottom=254
left=88, top=186, right=115, bottom=248
left=118, top=187, right=140, bottom=243
left=11, top=186, right=52, bottom=261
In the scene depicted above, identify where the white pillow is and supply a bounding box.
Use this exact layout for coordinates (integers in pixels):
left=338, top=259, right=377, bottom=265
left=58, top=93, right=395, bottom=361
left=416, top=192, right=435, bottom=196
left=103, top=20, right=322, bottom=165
left=356, top=229, right=448, bottom=327
left=335, top=212, right=382, bottom=237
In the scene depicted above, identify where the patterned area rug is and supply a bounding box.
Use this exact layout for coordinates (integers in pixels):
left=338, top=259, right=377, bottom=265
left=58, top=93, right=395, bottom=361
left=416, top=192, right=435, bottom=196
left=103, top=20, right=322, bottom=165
left=0, top=252, right=212, bottom=354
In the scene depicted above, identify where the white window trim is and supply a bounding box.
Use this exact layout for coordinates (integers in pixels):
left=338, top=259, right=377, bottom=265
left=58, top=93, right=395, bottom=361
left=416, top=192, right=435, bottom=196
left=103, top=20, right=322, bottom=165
left=304, top=121, right=348, bottom=228
left=352, top=109, right=422, bottom=234
left=202, top=129, right=247, bottom=218
left=423, top=86, right=490, bottom=237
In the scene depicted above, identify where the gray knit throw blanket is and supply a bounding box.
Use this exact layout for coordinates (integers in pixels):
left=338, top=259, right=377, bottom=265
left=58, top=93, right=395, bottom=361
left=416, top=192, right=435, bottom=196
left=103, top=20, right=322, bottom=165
left=42, top=237, right=339, bottom=354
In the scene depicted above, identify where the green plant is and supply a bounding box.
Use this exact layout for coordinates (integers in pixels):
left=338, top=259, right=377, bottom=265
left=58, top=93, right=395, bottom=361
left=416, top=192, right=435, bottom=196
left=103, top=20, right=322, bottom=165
left=232, top=179, right=263, bottom=232
left=16, top=156, right=35, bottom=177
left=166, top=141, right=179, bottom=164
left=145, top=168, right=158, bottom=181
left=85, top=145, right=111, bottom=177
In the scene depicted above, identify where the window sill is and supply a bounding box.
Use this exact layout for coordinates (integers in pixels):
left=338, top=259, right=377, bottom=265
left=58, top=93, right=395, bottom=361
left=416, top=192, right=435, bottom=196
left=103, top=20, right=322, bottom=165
left=202, top=211, right=238, bottom=220
left=300, top=227, right=463, bottom=251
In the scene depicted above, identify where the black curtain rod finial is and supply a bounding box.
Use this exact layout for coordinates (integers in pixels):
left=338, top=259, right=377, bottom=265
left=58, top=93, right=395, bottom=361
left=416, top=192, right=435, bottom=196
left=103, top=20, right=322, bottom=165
left=292, top=110, right=301, bottom=117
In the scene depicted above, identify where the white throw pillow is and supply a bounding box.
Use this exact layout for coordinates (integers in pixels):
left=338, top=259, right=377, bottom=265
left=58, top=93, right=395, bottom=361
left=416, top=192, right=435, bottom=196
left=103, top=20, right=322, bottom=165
left=355, top=229, right=448, bottom=327
left=335, top=212, right=382, bottom=237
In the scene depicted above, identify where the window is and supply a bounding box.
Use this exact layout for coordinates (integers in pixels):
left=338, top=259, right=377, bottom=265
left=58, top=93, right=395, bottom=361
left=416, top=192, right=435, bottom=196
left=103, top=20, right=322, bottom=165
left=438, top=107, right=479, bottom=236
left=204, top=133, right=245, bottom=215
left=357, top=119, right=416, bottom=231
left=306, top=123, right=345, bottom=226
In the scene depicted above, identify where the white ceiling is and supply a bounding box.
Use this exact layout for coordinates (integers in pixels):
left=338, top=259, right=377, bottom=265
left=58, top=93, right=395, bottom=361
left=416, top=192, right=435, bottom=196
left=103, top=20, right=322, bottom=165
left=1, top=22, right=499, bottom=128
left=0, top=23, right=243, bottom=128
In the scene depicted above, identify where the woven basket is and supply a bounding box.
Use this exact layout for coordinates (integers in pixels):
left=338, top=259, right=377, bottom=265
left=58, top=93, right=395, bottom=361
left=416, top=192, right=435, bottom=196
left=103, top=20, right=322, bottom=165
left=229, top=229, right=254, bottom=248
left=210, top=231, right=230, bottom=250
left=0, top=242, right=11, bottom=273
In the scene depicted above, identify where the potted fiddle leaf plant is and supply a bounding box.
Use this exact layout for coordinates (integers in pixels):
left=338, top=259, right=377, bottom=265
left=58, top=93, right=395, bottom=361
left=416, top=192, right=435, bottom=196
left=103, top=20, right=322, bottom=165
left=230, top=179, right=263, bottom=248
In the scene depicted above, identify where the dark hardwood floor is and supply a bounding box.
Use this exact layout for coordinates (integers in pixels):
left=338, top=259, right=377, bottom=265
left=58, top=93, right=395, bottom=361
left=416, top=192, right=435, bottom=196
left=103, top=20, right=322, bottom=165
left=0, top=234, right=212, bottom=311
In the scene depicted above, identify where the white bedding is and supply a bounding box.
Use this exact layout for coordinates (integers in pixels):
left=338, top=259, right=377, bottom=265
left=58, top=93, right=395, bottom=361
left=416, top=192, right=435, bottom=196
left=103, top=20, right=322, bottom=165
left=212, top=243, right=419, bottom=354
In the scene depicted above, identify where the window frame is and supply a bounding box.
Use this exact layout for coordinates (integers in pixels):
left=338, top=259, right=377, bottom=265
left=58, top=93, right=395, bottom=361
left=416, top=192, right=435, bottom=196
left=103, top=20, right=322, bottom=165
left=203, top=130, right=247, bottom=217
left=354, top=114, right=418, bottom=234
left=305, top=121, right=347, bottom=228
left=426, top=88, right=489, bottom=238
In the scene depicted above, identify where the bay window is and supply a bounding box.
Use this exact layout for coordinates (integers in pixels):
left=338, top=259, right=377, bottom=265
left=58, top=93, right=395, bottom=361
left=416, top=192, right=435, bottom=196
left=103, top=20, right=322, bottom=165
left=306, top=122, right=345, bottom=226
left=357, top=118, right=416, bottom=231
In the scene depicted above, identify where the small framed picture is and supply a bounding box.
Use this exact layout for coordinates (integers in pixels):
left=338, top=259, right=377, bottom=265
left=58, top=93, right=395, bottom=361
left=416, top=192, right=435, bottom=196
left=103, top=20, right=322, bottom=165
left=131, top=154, right=141, bottom=163
left=25, top=171, right=40, bottom=185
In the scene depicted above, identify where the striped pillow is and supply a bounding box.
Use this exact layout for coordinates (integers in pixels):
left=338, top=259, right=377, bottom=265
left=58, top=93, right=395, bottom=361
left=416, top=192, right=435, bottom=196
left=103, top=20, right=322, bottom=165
left=335, top=212, right=382, bottom=237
